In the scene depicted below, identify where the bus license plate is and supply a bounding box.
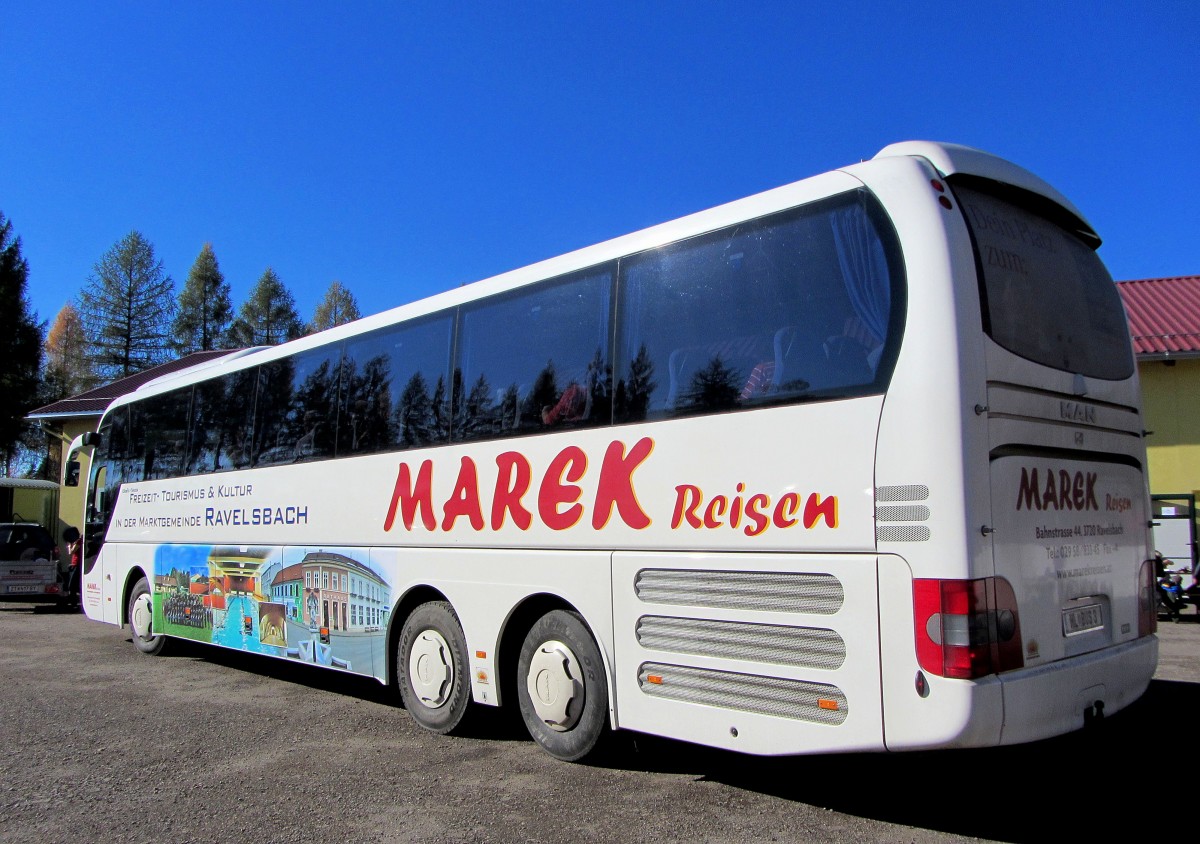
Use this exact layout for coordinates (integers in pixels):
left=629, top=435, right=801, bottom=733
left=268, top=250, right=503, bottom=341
left=1063, top=604, right=1103, bottom=636
left=6, top=585, right=40, bottom=594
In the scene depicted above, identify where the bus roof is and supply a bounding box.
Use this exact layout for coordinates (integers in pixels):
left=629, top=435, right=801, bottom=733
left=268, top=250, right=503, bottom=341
left=874, top=141, right=1097, bottom=243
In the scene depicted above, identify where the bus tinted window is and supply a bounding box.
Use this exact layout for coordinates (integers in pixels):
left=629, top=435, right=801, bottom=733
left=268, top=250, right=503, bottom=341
left=956, top=184, right=1134, bottom=380
left=140, top=388, right=191, bottom=479
left=256, top=348, right=341, bottom=467
left=616, top=190, right=902, bottom=422
left=454, top=267, right=613, bottom=442
left=338, top=314, right=454, bottom=456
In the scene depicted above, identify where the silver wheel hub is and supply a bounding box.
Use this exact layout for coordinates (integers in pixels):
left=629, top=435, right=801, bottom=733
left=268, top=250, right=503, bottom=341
left=408, top=630, right=453, bottom=708
left=131, top=593, right=155, bottom=641
left=527, top=640, right=584, bottom=731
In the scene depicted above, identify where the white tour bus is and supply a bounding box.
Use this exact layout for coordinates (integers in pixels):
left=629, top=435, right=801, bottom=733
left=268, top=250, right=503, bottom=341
left=67, top=141, right=1157, bottom=761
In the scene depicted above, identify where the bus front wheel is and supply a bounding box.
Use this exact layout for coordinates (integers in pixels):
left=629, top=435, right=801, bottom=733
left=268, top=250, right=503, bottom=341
left=128, top=576, right=168, bottom=656
left=517, top=610, right=609, bottom=761
left=397, top=601, right=471, bottom=734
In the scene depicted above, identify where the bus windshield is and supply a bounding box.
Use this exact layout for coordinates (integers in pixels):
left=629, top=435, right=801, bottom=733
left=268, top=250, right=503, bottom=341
left=956, top=182, right=1134, bottom=380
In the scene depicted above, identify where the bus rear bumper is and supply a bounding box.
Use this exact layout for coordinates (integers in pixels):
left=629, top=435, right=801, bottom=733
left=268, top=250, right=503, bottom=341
left=997, top=634, right=1158, bottom=746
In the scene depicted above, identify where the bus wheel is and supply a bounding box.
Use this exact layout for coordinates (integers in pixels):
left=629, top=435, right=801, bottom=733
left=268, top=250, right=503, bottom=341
left=128, top=576, right=168, bottom=656
left=517, top=610, right=609, bottom=761
left=397, top=601, right=471, bottom=734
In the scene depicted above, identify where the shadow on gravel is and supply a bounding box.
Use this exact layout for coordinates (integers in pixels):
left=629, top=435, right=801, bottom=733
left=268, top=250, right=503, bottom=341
left=150, top=636, right=533, bottom=742
left=0, top=602, right=77, bottom=615
left=138, top=635, right=1177, bottom=841
left=598, top=678, right=1185, bottom=843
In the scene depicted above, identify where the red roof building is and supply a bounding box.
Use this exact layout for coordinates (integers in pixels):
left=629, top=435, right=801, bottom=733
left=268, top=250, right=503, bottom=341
left=1117, top=277, right=1200, bottom=547
left=1117, top=276, right=1200, bottom=359
left=27, top=349, right=235, bottom=422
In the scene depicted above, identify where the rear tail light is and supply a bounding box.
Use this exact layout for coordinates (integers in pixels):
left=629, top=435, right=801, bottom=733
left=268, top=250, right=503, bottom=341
left=914, top=577, right=1024, bottom=679
left=1138, top=559, right=1157, bottom=637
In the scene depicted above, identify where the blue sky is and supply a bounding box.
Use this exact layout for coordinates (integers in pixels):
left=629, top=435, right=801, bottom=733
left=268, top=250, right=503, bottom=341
left=4, top=2, right=1197, bottom=331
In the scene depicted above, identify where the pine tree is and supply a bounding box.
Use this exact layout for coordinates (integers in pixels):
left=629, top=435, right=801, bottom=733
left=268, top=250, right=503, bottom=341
left=309, top=280, right=362, bottom=333
left=686, top=356, right=741, bottom=412
left=0, top=212, right=45, bottom=475
left=78, top=231, right=175, bottom=380
left=43, top=302, right=96, bottom=399
left=227, top=267, right=304, bottom=347
left=172, top=243, right=233, bottom=353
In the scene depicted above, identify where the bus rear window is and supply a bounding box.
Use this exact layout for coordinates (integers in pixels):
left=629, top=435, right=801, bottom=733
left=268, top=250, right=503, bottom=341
left=956, top=184, right=1133, bottom=380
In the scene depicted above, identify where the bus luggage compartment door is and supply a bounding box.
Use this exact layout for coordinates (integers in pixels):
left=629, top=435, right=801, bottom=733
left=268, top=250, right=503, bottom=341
left=611, top=552, right=883, bottom=756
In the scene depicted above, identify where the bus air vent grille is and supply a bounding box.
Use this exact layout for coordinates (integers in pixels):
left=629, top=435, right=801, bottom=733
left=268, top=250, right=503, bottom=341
left=638, top=662, right=848, bottom=725
left=636, top=615, right=846, bottom=670
left=877, top=525, right=931, bottom=542
left=875, top=505, right=930, bottom=522
left=634, top=569, right=844, bottom=614
left=876, top=484, right=929, bottom=502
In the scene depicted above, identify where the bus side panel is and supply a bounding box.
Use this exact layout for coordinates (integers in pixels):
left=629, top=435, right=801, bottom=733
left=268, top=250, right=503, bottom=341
left=877, top=554, right=1004, bottom=750
left=81, top=544, right=108, bottom=622
left=375, top=546, right=616, bottom=709
left=83, top=544, right=124, bottom=625
left=612, top=552, right=883, bottom=756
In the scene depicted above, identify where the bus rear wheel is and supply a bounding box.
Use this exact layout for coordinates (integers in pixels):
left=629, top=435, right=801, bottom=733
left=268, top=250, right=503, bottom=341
left=397, top=601, right=471, bottom=734
left=128, top=576, right=168, bottom=656
left=517, top=610, right=609, bottom=761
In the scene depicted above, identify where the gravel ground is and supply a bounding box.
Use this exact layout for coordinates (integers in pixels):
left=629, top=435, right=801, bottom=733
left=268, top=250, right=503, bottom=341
left=2, top=603, right=1193, bottom=844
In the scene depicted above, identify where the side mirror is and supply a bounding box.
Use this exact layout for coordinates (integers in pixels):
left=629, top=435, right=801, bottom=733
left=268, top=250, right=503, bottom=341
left=82, top=431, right=103, bottom=448
left=64, top=460, right=81, bottom=487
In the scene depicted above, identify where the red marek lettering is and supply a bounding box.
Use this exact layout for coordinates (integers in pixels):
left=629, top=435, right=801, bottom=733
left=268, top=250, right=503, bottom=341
left=492, top=451, right=533, bottom=530
left=539, top=446, right=587, bottom=530
left=592, top=438, right=653, bottom=529
left=442, top=456, right=485, bottom=531
left=384, top=460, right=436, bottom=531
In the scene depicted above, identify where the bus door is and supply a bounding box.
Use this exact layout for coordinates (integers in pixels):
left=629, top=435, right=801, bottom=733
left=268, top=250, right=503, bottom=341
left=81, top=459, right=119, bottom=623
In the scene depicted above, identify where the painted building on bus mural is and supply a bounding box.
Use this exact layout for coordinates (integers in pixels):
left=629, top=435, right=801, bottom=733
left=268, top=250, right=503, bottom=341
left=150, top=543, right=391, bottom=676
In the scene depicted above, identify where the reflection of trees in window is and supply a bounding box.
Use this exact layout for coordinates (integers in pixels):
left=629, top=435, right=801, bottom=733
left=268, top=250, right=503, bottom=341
left=142, top=390, right=190, bottom=479
left=430, top=375, right=449, bottom=443
left=449, top=369, right=464, bottom=436
left=499, top=384, right=520, bottom=430
left=288, top=360, right=338, bottom=461
left=456, top=373, right=494, bottom=440
left=684, top=356, right=741, bottom=413
left=616, top=344, right=656, bottom=422
left=395, top=372, right=437, bottom=448
left=524, top=360, right=559, bottom=423
left=192, top=372, right=254, bottom=473
left=339, top=354, right=395, bottom=455
left=251, top=360, right=297, bottom=466
left=586, top=347, right=612, bottom=425
left=124, top=405, right=146, bottom=485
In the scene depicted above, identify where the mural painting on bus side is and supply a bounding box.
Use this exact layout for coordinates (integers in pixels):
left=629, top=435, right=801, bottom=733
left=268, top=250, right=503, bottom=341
left=152, top=544, right=392, bottom=677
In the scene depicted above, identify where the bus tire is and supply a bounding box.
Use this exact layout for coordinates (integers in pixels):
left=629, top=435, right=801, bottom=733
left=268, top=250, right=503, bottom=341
left=517, top=610, right=609, bottom=761
left=397, top=601, right=471, bottom=734
left=128, top=576, right=168, bottom=656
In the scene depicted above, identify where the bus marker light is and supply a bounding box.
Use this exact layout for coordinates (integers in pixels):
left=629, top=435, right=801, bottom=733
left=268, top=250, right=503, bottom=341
left=817, top=698, right=839, bottom=711
left=475, top=650, right=487, bottom=659
left=647, top=674, right=663, bottom=685
left=938, top=196, right=953, bottom=210
left=931, top=179, right=946, bottom=193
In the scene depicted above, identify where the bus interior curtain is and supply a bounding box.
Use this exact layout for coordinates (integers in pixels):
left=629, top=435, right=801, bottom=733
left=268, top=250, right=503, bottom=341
left=830, top=204, right=890, bottom=356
